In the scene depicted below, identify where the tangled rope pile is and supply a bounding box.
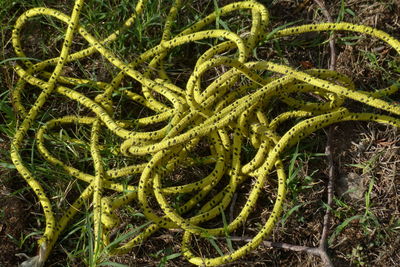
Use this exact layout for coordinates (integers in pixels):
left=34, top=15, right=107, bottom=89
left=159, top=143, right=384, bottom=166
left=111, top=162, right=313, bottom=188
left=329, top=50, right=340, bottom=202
left=10, top=0, right=400, bottom=266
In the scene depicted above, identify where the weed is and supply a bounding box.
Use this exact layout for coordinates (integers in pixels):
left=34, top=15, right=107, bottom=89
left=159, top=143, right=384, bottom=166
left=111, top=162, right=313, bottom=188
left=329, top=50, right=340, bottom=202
left=1, top=0, right=400, bottom=266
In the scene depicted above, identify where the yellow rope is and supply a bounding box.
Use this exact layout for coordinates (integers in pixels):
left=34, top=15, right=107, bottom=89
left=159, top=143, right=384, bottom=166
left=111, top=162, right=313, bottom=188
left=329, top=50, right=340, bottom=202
left=9, top=0, right=400, bottom=266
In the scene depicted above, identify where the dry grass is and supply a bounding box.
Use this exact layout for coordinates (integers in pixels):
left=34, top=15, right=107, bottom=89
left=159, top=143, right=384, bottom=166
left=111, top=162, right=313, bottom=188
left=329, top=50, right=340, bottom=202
left=1, top=0, right=400, bottom=266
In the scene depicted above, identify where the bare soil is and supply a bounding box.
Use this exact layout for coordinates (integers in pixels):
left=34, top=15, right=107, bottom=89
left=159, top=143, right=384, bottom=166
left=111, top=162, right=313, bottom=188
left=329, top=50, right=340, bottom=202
left=1, top=0, right=400, bottom=266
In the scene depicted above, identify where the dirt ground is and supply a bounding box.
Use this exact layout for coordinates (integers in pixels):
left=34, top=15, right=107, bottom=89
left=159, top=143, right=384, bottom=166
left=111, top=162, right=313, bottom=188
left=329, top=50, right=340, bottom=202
left=1, top=0, right=400, bottom=266
left=0, top=139, right=30, bottom=266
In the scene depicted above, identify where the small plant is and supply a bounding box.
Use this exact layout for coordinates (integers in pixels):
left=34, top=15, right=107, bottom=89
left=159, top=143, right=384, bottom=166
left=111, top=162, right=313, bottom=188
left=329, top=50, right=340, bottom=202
left=2, top=0, right=400, bottom=266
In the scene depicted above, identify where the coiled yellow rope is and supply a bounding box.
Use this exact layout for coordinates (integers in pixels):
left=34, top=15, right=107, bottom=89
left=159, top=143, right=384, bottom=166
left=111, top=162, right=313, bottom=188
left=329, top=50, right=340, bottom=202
left=9, top=0, right=400, bottom=266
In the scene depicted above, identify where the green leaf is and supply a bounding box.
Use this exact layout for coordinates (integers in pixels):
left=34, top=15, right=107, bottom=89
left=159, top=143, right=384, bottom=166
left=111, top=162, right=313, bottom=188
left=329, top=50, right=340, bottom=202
left=98, top=262, right=129, bottom=267
left=281, top=203, right=305, bottom=225
left=208, top=236, right=224, bottom=257
left=220, top=208, right=234, bottom=252
left=0, top=162, right=16, bottom=169
left=218, top=19, right=231, bottom=32
left=264, top=20, right=303, bottom=41
left=0, top=57, right=41, bottom=65
left=345, top=8, right=356, bottom=17
left=288, top=143, right=300, bottom=183
left=105, top=222, right=152, bottom=251
left=329, top=215, right=363, bottom=245
left=164, top=253, right=181, bottom=261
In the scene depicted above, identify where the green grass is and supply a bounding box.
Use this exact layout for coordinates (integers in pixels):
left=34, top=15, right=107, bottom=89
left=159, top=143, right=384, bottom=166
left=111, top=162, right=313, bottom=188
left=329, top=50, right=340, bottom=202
left=1, top=0, right=400, bottom=266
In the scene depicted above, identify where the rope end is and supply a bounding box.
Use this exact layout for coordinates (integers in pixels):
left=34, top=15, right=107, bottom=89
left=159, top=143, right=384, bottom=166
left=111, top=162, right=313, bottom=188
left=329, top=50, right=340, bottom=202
left=18, top=243, right=46, bottom=267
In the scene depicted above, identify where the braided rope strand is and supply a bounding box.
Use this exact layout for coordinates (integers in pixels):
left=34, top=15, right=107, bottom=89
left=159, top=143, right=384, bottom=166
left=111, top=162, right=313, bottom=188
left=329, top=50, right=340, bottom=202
left=9, top=0, right=400, bottom=266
